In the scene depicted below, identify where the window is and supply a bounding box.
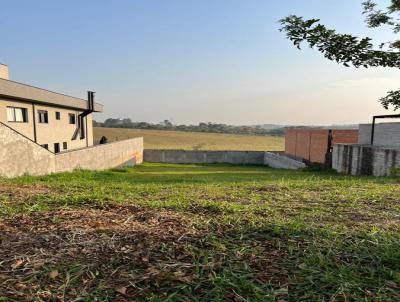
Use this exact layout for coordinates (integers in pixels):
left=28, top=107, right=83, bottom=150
left=41, top=144, right=48, bottom=150
left=7, top=107, right=28, bottom=122
left=55, top=112, right=61, bottom=120
left=54, top=143, right=60, bottom=153
left=38, top=110, right=48, bottom=123
left=69, top=113, right=76, bottom=124
left=63, top=142, right=67, bottom=150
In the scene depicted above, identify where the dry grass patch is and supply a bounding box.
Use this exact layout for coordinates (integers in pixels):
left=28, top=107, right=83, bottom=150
left=0, top=204, right=288, bottom=301
left=94, top=127, right=284, bottom=151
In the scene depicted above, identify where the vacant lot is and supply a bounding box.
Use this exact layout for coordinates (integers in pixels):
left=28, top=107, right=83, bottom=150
left=94, top=127, right=284, bottom=151
left=0, top=164, right=399, bottom=301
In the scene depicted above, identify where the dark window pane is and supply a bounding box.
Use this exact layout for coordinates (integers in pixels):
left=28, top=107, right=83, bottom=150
left=80, top=116, right=85, bottom=139
left=69, top=114, right=76, bottom=124
left=54, top=143, right=60, bottom=153
left=38, top=110, right=48, bottom=124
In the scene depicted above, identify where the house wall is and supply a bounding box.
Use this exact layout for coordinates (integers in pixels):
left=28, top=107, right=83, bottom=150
left=0, top=99, right=35, bottom=139
left=358, top=122, right=400, bottom=146
left=0, top=98, right=94, bottom=152
left=0, top=64, right=9, bottom=80
left=0, top=122, right=143, bottom=177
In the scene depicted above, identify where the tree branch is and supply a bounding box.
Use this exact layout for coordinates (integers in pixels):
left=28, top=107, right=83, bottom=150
left=280, top=16, right=400, bottom=68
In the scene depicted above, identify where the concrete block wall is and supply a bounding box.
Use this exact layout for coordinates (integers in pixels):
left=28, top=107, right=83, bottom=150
left=264, top=152, right=306, bottom=169
left=0, top=123, right=55, bottom=177
left=144, top=150, right=265, bottom=165
left=0, top=123, right=143, bottom=177
left=55, top=137, right=143, bottom=173
left=332, top=144, right=400, bottom=176
left=359, top=123, right=400, bottom=146
left=144, top=149, right=306, bottom=170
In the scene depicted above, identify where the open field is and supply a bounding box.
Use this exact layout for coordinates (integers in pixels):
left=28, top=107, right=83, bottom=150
left=94, top=127, right=285, bottom=151
left=1, top=164, right=399, bottom=301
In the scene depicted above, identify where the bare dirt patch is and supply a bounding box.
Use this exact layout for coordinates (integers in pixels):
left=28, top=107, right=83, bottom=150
left=0, top=183, right=55, bottom=201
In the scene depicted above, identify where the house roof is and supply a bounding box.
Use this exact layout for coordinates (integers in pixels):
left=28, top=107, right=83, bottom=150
left=0, top=78, right=103, bottom=112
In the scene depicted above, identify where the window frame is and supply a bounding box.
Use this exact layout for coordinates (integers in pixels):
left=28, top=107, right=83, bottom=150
left=63, top=142, right=67, bottom=150
left=55, top=111, right=61, bottom=120
left=6, top=106, right=28, bottom=123
left=38, top=110, right=49, bottom=124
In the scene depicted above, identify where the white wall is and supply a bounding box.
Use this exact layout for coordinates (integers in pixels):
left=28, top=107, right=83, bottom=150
left=359, top=122, right=400, bottom=146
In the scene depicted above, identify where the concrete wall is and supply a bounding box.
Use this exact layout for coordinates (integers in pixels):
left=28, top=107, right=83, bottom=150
left=144, top=149, right=265, bottom=165
left=0, top=122, right=55, bottom=177
left=55, top=137, right=143, bottom=172
left=332, top=144, right=400, bottom=176
left=359, top=122, right=400, bottom=146
left=0, top=123, right=143, bottom=177
left=264, top=152, right=306, bottom=169
left=144, top=149, right=306, bottom=170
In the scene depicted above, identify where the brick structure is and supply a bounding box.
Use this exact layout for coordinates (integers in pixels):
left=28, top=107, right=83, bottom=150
left=285, top=128, right=358, bottom=164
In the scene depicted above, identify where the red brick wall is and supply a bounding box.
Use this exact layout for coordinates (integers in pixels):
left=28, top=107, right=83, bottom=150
left=285, top=128, right=358, bottom=164
left=310, top=130, right=330, bottom=163
left=332, top=130, right=359, bottom=144
left=285, top=129, right=297, bottom=156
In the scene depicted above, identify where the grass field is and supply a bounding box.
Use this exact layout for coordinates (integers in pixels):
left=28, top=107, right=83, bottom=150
left=0, top=164, right=399, bottom=301
left=94, top=127, right=285, bottom=151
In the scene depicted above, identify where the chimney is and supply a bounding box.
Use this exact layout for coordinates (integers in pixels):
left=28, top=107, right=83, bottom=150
left=0, top=64, right=9, bottom=80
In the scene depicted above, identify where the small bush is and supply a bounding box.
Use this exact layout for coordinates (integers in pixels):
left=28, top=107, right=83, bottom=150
left=391, top=167, right=400, bottom=176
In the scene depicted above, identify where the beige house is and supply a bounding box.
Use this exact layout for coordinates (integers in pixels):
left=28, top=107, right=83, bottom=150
left=0, top=63, right=103, bottom=153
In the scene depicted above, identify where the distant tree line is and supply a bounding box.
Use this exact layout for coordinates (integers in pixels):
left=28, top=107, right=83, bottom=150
left=93, top=118, right=286, bottom=136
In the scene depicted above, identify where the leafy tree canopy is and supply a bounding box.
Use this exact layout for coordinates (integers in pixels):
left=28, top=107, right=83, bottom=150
left=280, top=0, right=400, bottom=110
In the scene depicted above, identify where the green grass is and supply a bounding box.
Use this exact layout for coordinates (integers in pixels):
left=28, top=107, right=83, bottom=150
left=0, top=164, right=399, bottom=301
left=94, top=127, right=285, bottom=151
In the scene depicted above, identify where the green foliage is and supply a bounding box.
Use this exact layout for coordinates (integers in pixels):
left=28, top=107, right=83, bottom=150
left=1, top=164, right=399, bottom=300
left=94, top=118, right=286, bottom=137
left=280, top=1, right=400, bottom=110
left=391, top=166, right=400, bottom=176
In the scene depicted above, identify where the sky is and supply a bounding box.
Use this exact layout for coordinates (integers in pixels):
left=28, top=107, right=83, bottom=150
left=1, top=0, right=399, bottom=125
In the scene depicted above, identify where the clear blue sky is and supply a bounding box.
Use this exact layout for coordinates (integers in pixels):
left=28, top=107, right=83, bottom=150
left=1, top=0, right=398, bottom=125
